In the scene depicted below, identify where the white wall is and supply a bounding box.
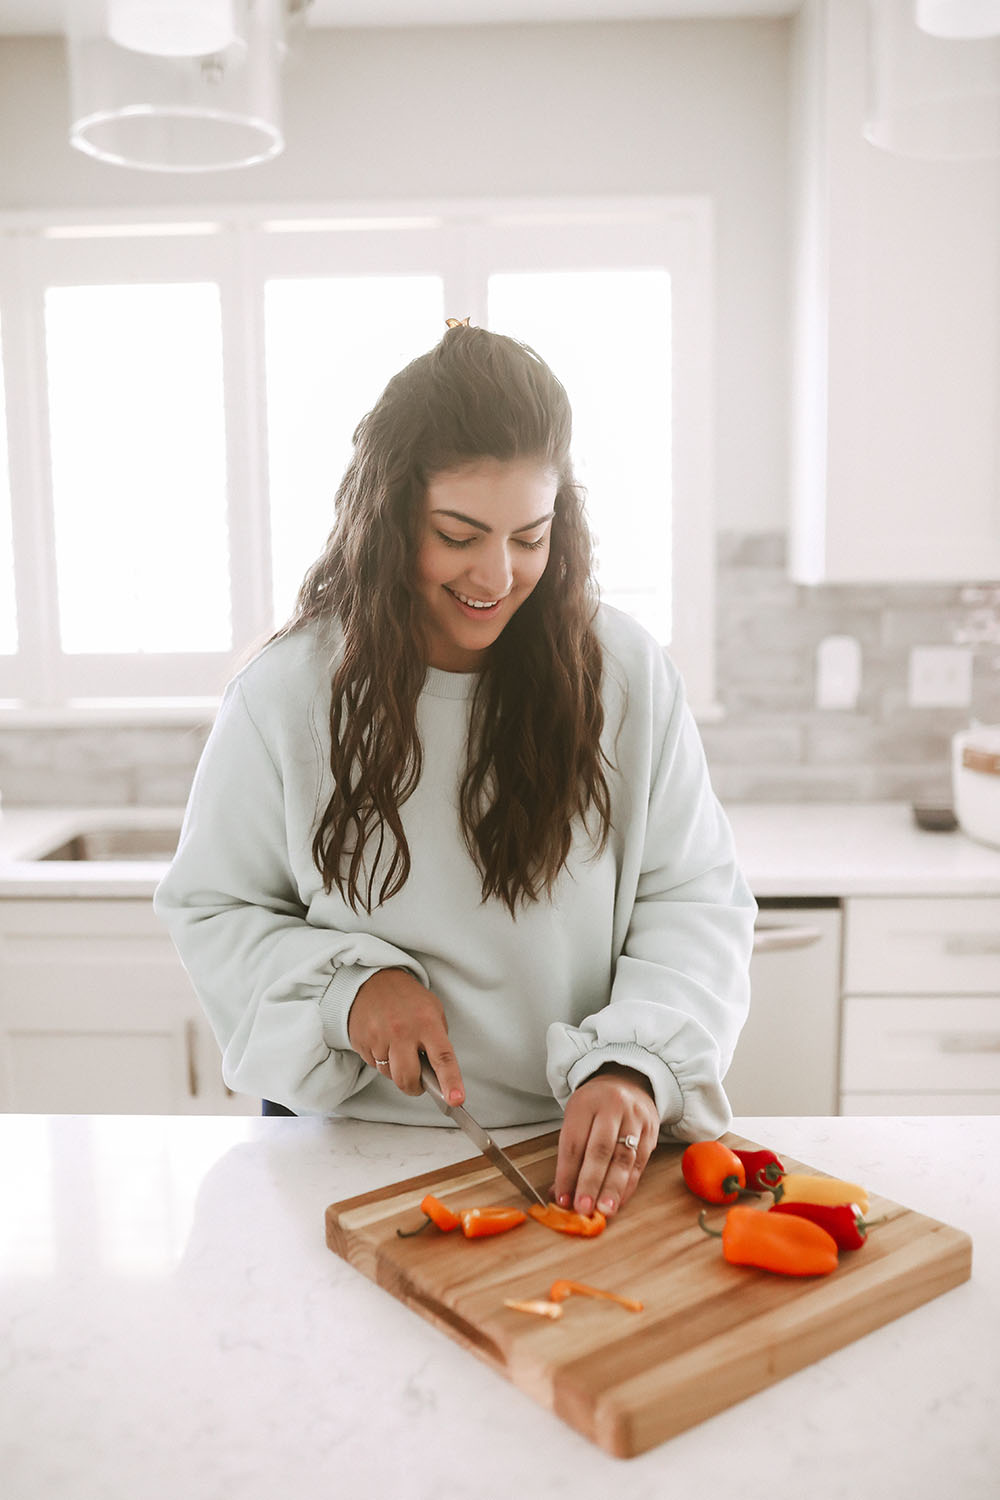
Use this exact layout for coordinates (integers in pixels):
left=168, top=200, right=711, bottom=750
left=0, top=21, right=792, bottom=532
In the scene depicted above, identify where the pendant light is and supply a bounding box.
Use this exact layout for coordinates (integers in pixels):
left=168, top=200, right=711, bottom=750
left=864, top=0, right=1000, bottom=158
left=916, top=1, right=1000, bottom=38
left=65, top=0, right=302, bottom=172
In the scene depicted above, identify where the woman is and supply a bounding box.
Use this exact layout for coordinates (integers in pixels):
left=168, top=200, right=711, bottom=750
left=154, top=323, right=756, bottom=1221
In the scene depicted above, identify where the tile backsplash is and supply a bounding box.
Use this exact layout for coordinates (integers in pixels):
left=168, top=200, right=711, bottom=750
left=1, top=530, right=998, bottom=809
left=707, top=532, right=1000, bottom=804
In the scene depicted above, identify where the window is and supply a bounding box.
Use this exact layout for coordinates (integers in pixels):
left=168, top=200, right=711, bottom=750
left=0, top=199, right=715, bottom=713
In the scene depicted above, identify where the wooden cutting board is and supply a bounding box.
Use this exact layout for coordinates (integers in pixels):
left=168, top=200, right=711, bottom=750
left=325, top=1131, right=972, bottom=1458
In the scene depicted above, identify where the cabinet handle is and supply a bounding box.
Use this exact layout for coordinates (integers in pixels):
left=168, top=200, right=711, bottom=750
left=185, top=1019, right=199, bottom=1097
left=939, top=1033, right=1000, bottom=1054
left=944, top=934, right=1000, bottom=957
left=753, top=924, right=823, bottom=954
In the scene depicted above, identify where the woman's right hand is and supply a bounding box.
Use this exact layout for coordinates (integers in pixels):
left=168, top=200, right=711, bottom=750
left=347, top=967, right=465, bottom=1106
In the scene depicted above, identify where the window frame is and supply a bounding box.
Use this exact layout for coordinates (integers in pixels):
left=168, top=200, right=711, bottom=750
left=0, top=196, right=716, bottom=715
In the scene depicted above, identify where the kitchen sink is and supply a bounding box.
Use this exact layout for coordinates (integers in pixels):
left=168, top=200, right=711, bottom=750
left=37, top=826, right=180, bottom=862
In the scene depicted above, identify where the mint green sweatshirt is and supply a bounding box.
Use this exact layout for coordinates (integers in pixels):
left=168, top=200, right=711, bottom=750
left=154, top=605, right=756, bottom=1137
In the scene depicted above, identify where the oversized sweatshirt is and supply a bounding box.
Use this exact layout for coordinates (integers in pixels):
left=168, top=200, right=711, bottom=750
left=153, top=604, right=756, bottom=1137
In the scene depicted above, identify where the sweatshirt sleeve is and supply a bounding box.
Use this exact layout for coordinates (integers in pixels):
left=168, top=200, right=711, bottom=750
left=153, top=676, right=428, bottom=1114
left=545, top=649, right=756, bottom=1143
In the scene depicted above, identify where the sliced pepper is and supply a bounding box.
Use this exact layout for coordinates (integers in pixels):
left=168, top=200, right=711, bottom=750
left=460, top=1206, right=526, bottom=1238
left=420, top=1193, right=461, bottom=1231
left=503, top=1298, right=563, bottom=1319
left=548, top=1279, right=643, bottom=1312
left=771, top=1172, right=870, bottom=1215
left=528, top=1202, right=607, bottom=1237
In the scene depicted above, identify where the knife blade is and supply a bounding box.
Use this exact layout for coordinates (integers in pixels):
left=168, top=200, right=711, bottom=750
left=419, top=1057, right=548, bottom=1208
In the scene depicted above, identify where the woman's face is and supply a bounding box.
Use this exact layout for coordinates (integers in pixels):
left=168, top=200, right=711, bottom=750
left=414, top=457, right=557, bottom=672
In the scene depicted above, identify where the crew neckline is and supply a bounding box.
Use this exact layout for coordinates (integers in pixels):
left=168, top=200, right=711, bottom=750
left=421, top=665, right=480, bottom=700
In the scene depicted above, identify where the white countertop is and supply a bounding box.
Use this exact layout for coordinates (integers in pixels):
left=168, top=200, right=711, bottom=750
left=0, top=1113, right=995, bottom=1500
left=1, top=801, right=1000, bottom=898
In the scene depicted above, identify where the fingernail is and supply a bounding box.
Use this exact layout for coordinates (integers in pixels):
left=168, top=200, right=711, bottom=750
left=576, top=1196, right=593, bottom=1216
left=448, top=1088, right=464, bottom=1105
left=557, top=1193, right=571, bottom=1208
left=598, top=1196, right=616, bottom=1214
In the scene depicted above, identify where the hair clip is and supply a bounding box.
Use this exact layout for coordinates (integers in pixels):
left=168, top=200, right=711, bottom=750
left=445, top=316, right=471, bottom=328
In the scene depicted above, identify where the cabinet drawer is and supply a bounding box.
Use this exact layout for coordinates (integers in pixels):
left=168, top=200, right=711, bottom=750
left=842, top=995, right=1000, bottom=1093
left=844, top=897, right=1000, bottom=995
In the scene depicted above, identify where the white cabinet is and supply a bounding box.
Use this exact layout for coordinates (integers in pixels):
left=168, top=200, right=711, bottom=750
left=726, top=905, right=842, bottom=1116
left=0, top=899, right=256, bottom=1115
left=788, top=0, right=1000, bottom=584
left=840, top=896, right=1000, bottom=1114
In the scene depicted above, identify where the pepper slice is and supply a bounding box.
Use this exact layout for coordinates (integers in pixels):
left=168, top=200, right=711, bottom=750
left=528, top=1202, right=607, bottom=1237
left=547, top=1279, right=643, bottom=1312
left=460, top=1206, right=527, bottom=1238
left=420, top=1193, right=461, bottom=1232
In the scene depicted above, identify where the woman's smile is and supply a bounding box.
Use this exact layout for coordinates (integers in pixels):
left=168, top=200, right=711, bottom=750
left=415, top=458, right=557, bottom=672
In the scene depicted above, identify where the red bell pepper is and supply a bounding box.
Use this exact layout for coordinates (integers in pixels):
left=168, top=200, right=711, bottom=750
left=769, top=1200, right=885, bottom=1250
left=732, top=1147, right=785, bottom=1192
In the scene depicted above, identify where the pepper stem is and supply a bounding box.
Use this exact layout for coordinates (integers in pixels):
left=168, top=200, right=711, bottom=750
left=396, top=1217, right=432, bottom=1238
left=698, top=1209, right=724, bottom=1239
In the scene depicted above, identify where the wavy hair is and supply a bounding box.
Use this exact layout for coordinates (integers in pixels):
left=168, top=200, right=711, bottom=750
left=279, top=324, right=611, bottom=915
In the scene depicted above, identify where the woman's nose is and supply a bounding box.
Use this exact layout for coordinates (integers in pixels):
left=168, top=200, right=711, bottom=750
left=467, top=544, right=514, bottom=598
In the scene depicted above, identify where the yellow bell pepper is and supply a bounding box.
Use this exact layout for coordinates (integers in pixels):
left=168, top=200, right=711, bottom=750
left=772, top=1172, right=870, bottom=1215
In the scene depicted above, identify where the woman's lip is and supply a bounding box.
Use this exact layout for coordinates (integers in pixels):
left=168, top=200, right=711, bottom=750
left=445, top=587, right=506, bottom=617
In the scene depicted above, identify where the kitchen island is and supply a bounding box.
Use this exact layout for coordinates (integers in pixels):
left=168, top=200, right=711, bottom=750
left=1, top=1114, right=995, bottom=1500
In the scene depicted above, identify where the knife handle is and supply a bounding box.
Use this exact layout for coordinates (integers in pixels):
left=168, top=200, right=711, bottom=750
left=419, top=1055, right=448, bottom=1111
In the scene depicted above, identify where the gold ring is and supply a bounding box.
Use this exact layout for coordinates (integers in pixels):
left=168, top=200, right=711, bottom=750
left=618, top=1133, right=639, bottom=1151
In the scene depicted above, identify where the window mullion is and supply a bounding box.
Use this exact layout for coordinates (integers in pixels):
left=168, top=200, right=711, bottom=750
left=221, top=222, right=274, bottom=653
left=2, top=233, right=61, bottom=703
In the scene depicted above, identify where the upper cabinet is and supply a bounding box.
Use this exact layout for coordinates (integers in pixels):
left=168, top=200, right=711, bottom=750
left=788, top=0, right=1000, bottom=583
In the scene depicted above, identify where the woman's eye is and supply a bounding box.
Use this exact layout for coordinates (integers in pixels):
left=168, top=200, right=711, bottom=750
left=436, top=532, right=474, bottom=549
left=517, top=536, right=547, bottom=551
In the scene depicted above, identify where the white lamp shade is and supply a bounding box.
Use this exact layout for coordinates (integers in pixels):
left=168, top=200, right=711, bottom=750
left=916, top=0, right=1000, bottom=39
left=66, top=0, right=284, bottom=172
left=108, top=0, right=237, bottom=58
left=865, top=0, right=1000, bottom=158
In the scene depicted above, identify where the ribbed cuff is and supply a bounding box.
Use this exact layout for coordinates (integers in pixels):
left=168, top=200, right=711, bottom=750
left=566, top=1043, right=684, bottom=1126
left=317, top=963, right=385, bottom=1051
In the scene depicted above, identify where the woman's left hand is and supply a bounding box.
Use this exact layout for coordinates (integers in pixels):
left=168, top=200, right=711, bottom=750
left=551, top=1063, right=660, bottom=1219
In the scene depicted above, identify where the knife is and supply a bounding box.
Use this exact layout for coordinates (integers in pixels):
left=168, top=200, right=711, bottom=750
left=419, top=1057, right=548, bottom=1208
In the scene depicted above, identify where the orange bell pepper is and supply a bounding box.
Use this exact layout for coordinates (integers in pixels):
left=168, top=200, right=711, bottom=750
left=681, top=1140, right=747, bottom=1204
left=699, top=1206, right=839, bottom=1276
left=528, top=1202, right=606, bottom=1237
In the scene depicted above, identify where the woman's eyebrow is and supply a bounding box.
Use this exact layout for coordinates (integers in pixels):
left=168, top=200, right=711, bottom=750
left=430, top=508, right=555, bottom=534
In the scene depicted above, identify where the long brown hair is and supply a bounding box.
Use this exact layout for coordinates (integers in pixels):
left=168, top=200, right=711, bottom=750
left=280, top=324, right=611, bottom=915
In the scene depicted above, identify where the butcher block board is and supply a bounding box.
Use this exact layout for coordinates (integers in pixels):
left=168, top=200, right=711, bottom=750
left=325, top=1131, right=972, bottom=1458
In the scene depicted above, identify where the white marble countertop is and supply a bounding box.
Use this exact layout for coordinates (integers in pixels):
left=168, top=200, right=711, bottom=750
left=1, top=800, right=999, bottom=899
left=1, top=1113, right=996, bottom=1500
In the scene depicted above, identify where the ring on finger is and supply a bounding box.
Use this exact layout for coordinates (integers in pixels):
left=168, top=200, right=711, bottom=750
left=617, top=1133, right=640, bottom=1151
left=373, top=1056, right=390, bottom=1068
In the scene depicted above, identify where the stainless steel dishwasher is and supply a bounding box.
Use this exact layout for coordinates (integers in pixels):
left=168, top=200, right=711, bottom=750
left=724, top=898, right=843, bottom=1116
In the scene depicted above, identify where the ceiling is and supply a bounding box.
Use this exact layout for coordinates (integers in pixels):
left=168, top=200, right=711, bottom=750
left=0, top=1, right=801, bottom=37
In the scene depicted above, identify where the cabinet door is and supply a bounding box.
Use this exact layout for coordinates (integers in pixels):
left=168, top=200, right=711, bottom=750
left=0, top=899, right=254, bottom=1115
left=788, top=0, right=1000, bottom=583
left=726, top=906, right=842, bottom=1116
